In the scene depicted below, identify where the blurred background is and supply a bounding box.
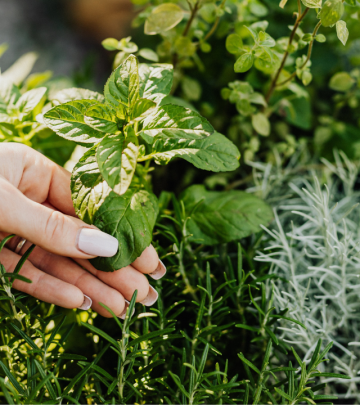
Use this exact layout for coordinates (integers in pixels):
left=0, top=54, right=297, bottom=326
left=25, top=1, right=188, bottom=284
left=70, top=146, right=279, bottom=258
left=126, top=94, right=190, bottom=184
left=0, top=0, right=135, bottom=88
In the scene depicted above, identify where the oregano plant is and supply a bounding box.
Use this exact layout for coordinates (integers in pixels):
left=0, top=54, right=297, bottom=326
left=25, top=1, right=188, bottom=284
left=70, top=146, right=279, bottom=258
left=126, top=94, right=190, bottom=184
left=43, top=55, right=241, bottom=271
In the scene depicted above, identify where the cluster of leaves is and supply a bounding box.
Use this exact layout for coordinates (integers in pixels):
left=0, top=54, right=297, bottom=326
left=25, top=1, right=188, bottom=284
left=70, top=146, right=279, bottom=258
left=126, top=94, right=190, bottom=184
left=42, top=55, right=243, bottom=270
left=0, top=199, right=350, bottom=404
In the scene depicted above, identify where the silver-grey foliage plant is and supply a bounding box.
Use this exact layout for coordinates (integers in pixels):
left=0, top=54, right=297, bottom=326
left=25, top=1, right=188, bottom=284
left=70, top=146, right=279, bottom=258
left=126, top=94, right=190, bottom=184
left=253, top=150, right=360, bottom=401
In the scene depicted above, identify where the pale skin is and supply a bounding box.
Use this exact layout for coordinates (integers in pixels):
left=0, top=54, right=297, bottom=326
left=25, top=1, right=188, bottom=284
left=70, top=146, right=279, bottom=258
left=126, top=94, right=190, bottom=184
left=0, top=144, right=163, bottom=317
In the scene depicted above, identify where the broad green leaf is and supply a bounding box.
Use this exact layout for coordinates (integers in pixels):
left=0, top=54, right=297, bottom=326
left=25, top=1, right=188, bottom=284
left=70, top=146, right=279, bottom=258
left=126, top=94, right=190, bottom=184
left=96, top=133, right=138, bottom=195
left=138, top=48, right=159, bottom=62
left=226, top=34, right=243, bottom=54
left=301, top=0, right=322, bottom=7
left=131, top=98, right=156, bottom=119
left=15, top=87, right=47, bottom=116
left=44, top=100, right=105, bottom=145
left=336, top=20, right=349, bottom=46
left=329, top=72, right=355, bottom=92
left=84, top=102, right=119, bottom=133
left=319, top=0, right=344, bottom=27
left=51, top=88, right=105, bottom=105
left=140, top=104, right=214, bottom=143
left=144, top=132, right=240, bottom=172
left=180, top=185, right=273, bottom=245
left=71, top=147, right=112, bottom=224
left=104, top=54, right=139, bottom=109
left=234, top=53, right=254, bottom=73
left=138, top=64, right=173, bottom=104
left=91, top=188, right=159, bottom=271
left=144, top=4, right=184, bottom=35
left=252, top=112, right=270, bottom=136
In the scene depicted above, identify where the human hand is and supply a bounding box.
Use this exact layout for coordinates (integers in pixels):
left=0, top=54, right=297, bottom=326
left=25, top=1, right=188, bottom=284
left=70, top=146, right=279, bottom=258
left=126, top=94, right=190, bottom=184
left=0, top=144, right=166, bottom=318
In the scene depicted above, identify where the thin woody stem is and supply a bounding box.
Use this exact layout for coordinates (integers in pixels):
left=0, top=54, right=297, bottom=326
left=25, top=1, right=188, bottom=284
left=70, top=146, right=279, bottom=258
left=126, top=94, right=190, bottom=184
left=201, top=0, right=226, bottom=43
left=276, top=20, right=322, bottom=87
left=264, top=7, right=309, bottom=104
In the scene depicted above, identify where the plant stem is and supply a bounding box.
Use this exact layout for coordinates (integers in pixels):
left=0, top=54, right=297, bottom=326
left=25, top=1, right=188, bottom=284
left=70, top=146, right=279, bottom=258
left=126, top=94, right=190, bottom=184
left=182, top=2, right=200, bottom=37
left=172, top=1, right=200, bottom=68
left=264, top=7, right=309, bottom=104
left=276, top=20, right=322, bottom=87
left=201, top=0, right=226, bottom=43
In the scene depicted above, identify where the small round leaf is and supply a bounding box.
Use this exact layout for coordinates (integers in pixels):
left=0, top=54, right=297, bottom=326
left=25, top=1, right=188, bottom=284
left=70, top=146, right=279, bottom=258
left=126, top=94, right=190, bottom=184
left=226, top=33, right=243, bottom=54
left=252, top=112, right=270, bottom=136
left=234, top=53, right=254, bottom=73
left=145, top=4, right=184, bottom=35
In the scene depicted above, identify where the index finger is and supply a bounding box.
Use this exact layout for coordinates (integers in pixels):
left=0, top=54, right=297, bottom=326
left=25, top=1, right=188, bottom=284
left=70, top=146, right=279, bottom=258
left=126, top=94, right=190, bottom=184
left=0, top=144, right=76, bottom=216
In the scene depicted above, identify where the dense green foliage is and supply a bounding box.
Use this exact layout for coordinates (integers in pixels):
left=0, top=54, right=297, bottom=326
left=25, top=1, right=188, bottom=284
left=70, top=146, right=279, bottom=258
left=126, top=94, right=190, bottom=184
left=0, top=0, right=359, bottom=403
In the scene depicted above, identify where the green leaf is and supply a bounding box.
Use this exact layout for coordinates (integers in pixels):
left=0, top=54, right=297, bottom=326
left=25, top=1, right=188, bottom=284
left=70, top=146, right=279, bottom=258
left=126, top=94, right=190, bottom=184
left=84, top=102, right=119, bottom=133
left=14, top=87, right=46, bottom=117
left=102, top=38, right=120, bottom=51
left=319, top=0, right=344, bottom=27
left=0, top=77, right=20, bottom=105
left=140, top=104, right=213, bottom=143
left=144, top=4, right=184, bottom=35
left=81, top=322, right=118, bottom=346
left=138, top=64, right=173, bottom=104
left=0, top=361, right=25, bottom=395
left=51, top=88, right=105, bottom=105
left=3, top=273, right=32, bottom=283
left=329, top=72, right=355, bottom=92
left=169, top=372, right=190, bottom=399
left=131, top=98, right=156, bottom=119
left=144, top=131, right=240, bottom=172
left=258, top=31, right=276, bottom=47
left=252, top=112, right=270, bottom=136
left=96, top=133, right=138, bottom=195
left=302, top=71, right=313, bottom=86
left=71, top=147, right=112, bottom=224
left=2, top=52, right=38, bottom=85
left=174, top=37, right=197, bottom=57
left=279, top=0, right=289, bottom=8
left=238, top=353, right=261, bottom=375
left=180, top=185, right=273, bottom=245
left=91, top=188, right=159, bottom=271
left=44, top=100, right=105, bottom=145
left=312, top=373, right=351, bottom=379
left=234, top=53, right=254, bottom=73
left=226, top=34, right=243, bottom=54
left=270, top=315, right=307, bottom=329
left=138, top=48, right=159, bottom=62
left=274, top=387, right=293, bottom=401
left=301, top=0, right=322, bottom=7
left=104, top=54, right=139, bottom=110
left=336, top=20, right=349, bottom=46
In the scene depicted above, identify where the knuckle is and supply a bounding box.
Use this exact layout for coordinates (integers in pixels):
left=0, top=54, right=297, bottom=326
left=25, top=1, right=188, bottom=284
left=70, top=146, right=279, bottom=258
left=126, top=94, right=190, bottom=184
left=44, top=210, right=66, bottom=243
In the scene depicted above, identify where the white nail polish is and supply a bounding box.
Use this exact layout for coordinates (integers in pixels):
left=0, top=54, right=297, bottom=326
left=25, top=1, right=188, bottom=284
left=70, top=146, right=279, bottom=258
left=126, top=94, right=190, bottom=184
left=77, top=228, right=118, bottom=257
left=78, top=295, right=92, bottom=310
left=149, top=260, right=167, bottom=280
left=118, top=300, right=135, bottom=319
left=140, top=286, right=158, bottom=306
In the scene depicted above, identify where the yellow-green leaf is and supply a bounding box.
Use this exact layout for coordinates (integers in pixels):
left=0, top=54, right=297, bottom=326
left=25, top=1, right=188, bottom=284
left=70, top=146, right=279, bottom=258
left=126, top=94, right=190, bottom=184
left=144, top=4, right=184, bottom=35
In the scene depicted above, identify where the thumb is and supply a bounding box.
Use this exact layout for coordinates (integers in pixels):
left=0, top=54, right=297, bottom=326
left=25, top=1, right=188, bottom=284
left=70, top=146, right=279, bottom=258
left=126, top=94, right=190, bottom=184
left=0, top=177, right=118, bottom=259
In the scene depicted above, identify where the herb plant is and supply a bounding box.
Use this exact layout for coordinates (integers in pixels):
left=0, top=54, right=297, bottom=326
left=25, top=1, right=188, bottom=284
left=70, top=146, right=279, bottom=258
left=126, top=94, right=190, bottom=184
left=43, top=55, right=243, bottom=271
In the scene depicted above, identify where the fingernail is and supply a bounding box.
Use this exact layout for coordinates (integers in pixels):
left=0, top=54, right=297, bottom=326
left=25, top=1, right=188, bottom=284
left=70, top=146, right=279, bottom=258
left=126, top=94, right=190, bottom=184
left=149, top=260, right=167, bottom=280
left=77, top=228, right=118, bottom=257
left=118, top=300, right=135, bottom=320
left=78, top=295, right=92, bottom=310
left=140, top=286, right=158, bottom=306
